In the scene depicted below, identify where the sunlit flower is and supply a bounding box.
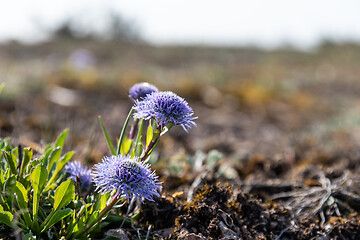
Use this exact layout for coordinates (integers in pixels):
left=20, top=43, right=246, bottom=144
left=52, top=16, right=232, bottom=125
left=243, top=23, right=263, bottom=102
left=129, top=82, right=159, bottom=101
left=92, top=155, right=161, bottom=202
left=64, top=161, right=92, bottom=192
left=133, top=91, right=197, bottom=132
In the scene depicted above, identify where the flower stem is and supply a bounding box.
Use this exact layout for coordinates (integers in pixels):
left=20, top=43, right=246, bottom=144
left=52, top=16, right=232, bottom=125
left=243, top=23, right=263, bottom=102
left=80, top=194, right=120, bottom=236
left=140, top=126, right=161, bottom=161
left=129, top=118, right=139, bottom=140
left=117, top=107, right=134, bottom=155
left=133, top=119, right=144, bottom=156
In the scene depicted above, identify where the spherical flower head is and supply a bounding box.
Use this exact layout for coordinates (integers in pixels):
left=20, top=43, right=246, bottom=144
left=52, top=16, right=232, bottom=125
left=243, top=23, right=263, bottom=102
left=64, top=161, right=92, bottom=192
left=133, top=91, right=197, bottom=132
left=129, top=82, right=159, bottom=101
left=92, top=155, right=161, bottom=202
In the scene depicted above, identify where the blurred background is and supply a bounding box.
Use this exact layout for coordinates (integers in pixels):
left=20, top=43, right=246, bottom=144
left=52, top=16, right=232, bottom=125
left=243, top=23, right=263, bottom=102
left=1, top=0, right=360, bottom=167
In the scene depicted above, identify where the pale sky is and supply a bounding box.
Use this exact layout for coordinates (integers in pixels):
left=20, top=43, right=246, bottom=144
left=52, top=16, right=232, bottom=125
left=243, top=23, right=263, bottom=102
left=0, top=0, right=359, bottom=48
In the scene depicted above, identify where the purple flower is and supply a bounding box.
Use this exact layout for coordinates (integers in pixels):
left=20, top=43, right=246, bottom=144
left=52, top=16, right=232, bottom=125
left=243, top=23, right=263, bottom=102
left=92, top=155, right=161, bottom=202
left=129, top=82, right=159, bottom=101
left=133, top=91, right=197, bottom=132
left=64, top=161, right=92, bottom=192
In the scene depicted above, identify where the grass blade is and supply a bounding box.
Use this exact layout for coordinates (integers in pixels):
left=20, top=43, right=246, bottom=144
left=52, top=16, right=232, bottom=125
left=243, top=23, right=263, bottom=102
left=98, top=116, right=115, bottom=155
left=116, top=107, right=134, bottom=155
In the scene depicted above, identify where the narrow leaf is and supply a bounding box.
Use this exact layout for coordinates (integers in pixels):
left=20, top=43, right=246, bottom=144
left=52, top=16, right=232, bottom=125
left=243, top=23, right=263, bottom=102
left=41, top=144, right=55, bottom=166
left=46, top=151, right=74, bottom=188
left=12, top=181, right=32, bottom=226
left=134, top=119, right=144, bottom=156
left=19, top=147, right=32, bottom=181
left=93, top=193, right=110, bottom=212
left=53, top=179, right=75, bottom=211
left=40, top=180, right=74, bottom=230
left=31, top=165, right=48, bottom=223
left=0, top=169, right=5, bottom=184
left=146, top=124, right=153, bottom=148
left=116, top=107, right=134, bottom=155
left=41, top=208, right=72, bottom=232
left=120, top=136, right=132, bottom=155
left=0, top=211, right=13, bottom=227
left=55, top=129, right=69, bottom=148
left=160, top=123, right=174, bottom=136
left=47, top=147, right=62, bottom=174
left=98, top=116, right=115, bottom=155
left=3, top=151, right=17, bottom=174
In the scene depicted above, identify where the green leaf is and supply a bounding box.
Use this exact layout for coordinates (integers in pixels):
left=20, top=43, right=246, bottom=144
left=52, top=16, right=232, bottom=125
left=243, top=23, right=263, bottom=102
left=120, top=136, right=132, bottom=155
left=12, top=181, right=32, bottom=226
left=40, top=180, right=74, bottom=230
left=98, top=116, right=116, bottom=155
left=0, top=211, right=13, bottom=227
left=55, top=129, right=69, bottom=148
left=0, top=169, right=5, bottom=184
left=31, top=165, right=48, bottom=224
left=85, top=211, right=99, bottom=230
left=3, top=151, right=17, bottom=174
left=4, top=175, right=16, bottom=190
left=45, top=184, right=57, bottom=191
left=41, top=144, right=55, bottom=166
left=134, top=119, right=144, bottom=156
left=4, top=168, right=10, bottom=179
left=3, top=175, right=15, bottom=210
left=72, top=217, right=85, bottom=236
left=160, top=123, right=174, bottom=136
left=30, top=165, right=48, bottom=192
left=93, top=193, right=110, bottom=212
left=116, top=107, right=134, bottom=155
left=106, top=214, right=132, bottom=224
left=41, top=208, right=72, bottom=232
left=146, top=123, right=153, bottom=148
left=53, top=179, right=75, bottom=211
left=46, top=151, right=74, bottom=188
left=47, top=147, right=62, bottom=174
left=19, top=147, right=33, bottom=181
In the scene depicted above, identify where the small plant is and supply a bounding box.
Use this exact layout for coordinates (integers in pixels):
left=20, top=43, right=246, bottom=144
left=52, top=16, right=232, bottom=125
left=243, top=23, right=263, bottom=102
left=0, top=129, right=77, bottom=239
left=0, top=82, right=196, bottom=239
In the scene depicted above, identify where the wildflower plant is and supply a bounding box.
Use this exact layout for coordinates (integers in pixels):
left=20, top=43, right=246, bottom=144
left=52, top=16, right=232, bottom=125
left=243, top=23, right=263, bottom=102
left=0, top=82, right=196, bottom=239
left=133, top=91, right=197, bottom=133
left=64, top=161, right=92, bottom=194
left=92, top=155, right=161, bottom=202
left=128, top=82, right=159, bottom=101
left=91, top=83, right=196, bottom=235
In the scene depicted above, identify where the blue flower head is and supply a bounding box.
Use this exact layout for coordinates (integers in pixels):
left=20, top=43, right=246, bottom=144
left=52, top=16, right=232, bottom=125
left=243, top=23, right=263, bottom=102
left=133, top=91, right=197, bottom=132
left=92, top=155, right=161, bottom=202
left=64, top=161, right=92, bottom=192
left=129, top=82, right=159, bottom=101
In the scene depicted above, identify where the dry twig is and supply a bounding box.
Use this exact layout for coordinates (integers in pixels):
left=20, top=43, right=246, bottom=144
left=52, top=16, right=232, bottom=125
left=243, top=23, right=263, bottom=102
left=272, top=169, right=360, bottom=221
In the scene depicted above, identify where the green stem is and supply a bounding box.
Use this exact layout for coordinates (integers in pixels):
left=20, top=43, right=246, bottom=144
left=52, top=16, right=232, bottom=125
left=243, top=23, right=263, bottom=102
left=140, top=126, right=161, bottom=162
left=117, top=107, right=134, bottom=155
left=129, top=119, right=139, bottom=140
left=134, top=119, right=144, bottom=156
left=81, top=195, right=120, bottom=235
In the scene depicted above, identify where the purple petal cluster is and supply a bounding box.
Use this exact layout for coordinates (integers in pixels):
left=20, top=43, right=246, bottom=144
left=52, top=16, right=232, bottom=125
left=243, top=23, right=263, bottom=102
left=133, top=91, right=197, bottom=132
left=64, top=161, right=92, bottom=191
left=92, top=155, right=161, bottom=202
left=129, top=82, right=159, bottom=101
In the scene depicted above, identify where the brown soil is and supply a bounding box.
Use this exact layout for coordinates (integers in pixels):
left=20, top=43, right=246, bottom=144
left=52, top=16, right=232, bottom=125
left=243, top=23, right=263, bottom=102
left=2, top=41, right=360, bottom=239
